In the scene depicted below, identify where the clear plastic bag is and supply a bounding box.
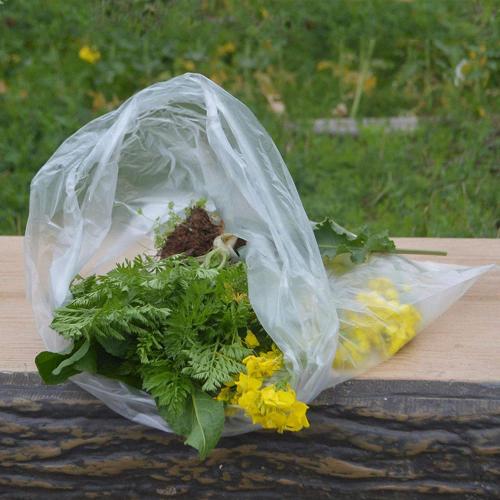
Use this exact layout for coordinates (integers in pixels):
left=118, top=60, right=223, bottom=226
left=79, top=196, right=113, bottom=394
left=25, top=73, right=492, bottom=435
left=327, top=255, right=492, bottom=383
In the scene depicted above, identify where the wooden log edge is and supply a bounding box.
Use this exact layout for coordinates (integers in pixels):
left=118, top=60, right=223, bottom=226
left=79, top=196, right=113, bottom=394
left=1, top=372, right=499, bottom=499
left=1, top=371, right=500, bottom=404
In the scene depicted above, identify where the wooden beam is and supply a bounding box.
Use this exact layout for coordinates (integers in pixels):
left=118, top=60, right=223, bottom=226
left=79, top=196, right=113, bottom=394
left=2, top=237, right=499, bottom=382
left=0, top=373, right=499, bottom=498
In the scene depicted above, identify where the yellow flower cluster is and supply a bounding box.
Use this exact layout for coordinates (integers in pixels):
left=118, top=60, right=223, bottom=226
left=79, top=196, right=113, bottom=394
left=216, top=42, right=236, bottom=56
left=333, top=277, right=421, bottom=371
left=79, top=45, right=101, bottom=64
left=216, top=347, right=309, bottom=433
left=244, top=330, right=260, bottom=348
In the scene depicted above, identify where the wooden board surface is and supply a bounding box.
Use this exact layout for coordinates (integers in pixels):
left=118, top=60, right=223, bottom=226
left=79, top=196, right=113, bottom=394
left=0, top=236, right=499, bottom=381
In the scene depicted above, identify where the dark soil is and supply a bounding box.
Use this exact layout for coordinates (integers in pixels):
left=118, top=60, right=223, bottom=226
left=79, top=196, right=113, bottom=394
left=159, top=207, right=224, bottom=258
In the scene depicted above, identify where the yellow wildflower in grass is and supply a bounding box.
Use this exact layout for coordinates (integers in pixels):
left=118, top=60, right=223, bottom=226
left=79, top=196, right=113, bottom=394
left=232, top=291, right=247, bottom=303
left=333, top=277, right=421, bottom=371
left=244, top=330, right=260, bottom=348
left=79, top=45, right=101, bottom=64
left=181, top=60, right=195, bottom=71
left=316, top=60, right=334, bottom=71
left=216, top=42, right=236, bottom=57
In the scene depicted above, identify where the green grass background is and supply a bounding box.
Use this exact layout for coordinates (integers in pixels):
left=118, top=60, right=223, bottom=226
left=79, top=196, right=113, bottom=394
left=1, top=0, right=499, bottom=236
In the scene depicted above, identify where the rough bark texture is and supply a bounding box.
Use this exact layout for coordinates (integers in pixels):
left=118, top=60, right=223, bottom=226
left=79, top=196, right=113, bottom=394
left=0, top=373, right=499, bottom=499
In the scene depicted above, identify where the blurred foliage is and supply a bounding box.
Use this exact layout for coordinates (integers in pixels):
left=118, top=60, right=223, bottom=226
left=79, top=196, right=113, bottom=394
left=0, top=0, right=499, bottom=235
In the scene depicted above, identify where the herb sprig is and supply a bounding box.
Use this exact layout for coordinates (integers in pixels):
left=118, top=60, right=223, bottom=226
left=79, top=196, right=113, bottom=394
left=36, top=255, right=265, bottom=458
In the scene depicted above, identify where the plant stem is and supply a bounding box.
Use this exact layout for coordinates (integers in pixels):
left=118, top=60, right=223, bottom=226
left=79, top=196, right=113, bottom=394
left=392, top=248, right=447, bottom=256
left=350, top=37, right=376, bottom=119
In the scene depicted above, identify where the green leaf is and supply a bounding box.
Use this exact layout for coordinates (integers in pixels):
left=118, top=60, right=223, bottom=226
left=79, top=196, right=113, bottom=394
left=96, top=334, right=130, bottom=358
left=35, top=350, right=80, bottom=384
left=44, top=249, right=264, bottom=459
left=182, top=342, right=250, bottom=392
left=141, top=362, right=193, bottom=418
left=73, top=344, right=97, bottom=374
left=164, top=388, right=224, bottom=460
left=36, top=338, right=98, bottom=383
left=314, top=218, right=396, bottom=263
left=95, top=347, right=142, bottom=389
left=52, top=338, right=91, bottom=375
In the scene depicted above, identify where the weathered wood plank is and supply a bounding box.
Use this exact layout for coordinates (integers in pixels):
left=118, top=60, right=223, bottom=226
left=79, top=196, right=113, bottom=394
left=1, top=237, right=500, bottom=382
left=0, top=373, right=499, bottom=499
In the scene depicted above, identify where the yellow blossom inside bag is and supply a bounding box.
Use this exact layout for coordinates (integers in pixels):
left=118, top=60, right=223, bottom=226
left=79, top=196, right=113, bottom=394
left=334, top=277, right=421, bottom=372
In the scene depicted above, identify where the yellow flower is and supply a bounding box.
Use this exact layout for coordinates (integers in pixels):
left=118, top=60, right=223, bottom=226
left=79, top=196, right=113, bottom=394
left=232, top=291, right=248, bottom=303
left=368, top=277, right=393, bottom=291
left=243, top=350, right=282, bottom=378
left=237, top=390, right=261, bottom=415
left=235, top=373, right=262, bottom=394
left=257, top=410, right=288, bottom=432
left=217, top=42, right=236, bottom=57
left=285, top=401, right=310, bottom=431
left=317, top=60, right=333, bottom=71
left=79, top=45, right=101, bottom=64
left=244, top=330, right=260, bottom=348
left=334, top=277, right=421, bottom=371
left=215, top=386, right=233, bottom=402
left=182, top=60, right=195, bottom=71
left=226, top=342, right=309, bottom=433
left=238, top=383, right=309, bottom=433
left=260, top=386, right=296, bottom=410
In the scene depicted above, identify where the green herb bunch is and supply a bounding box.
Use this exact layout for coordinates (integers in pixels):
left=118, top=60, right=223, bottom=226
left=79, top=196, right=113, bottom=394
left=36, top=254, right=270, bottom=458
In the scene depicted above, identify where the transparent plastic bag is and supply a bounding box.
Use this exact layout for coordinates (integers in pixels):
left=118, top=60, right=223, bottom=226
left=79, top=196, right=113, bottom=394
left=25, top=73, right=492, bottom=435
left=327, top=255, right=492, bottom=382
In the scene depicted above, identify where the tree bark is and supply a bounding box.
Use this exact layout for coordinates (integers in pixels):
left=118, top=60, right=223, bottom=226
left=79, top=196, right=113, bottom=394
left=1, top=373, right=499, bottom=499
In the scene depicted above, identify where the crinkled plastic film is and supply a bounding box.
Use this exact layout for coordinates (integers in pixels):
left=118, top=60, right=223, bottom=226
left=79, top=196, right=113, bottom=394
left=328, top=255, right=492, bottom=383
left=25, top=74, right=492, bottom=435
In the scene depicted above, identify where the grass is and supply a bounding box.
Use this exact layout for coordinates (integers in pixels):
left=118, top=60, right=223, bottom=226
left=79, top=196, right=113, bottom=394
left=0, top=0, right=499, bottom=236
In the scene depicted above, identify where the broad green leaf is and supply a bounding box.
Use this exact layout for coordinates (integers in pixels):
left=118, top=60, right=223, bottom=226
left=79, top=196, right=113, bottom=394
left=52, top=338, right=91, bottom=375
left=160, top=400, right=192, bottom=437
left=73, top=344, right=97, bottom=374
left=314, top=218, right=396, bottom=263
left=185, top=389, right=224, bottom=459
left=35, top=351, right=79, bottom=384
left=164, top=388, right=224, bottom=459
